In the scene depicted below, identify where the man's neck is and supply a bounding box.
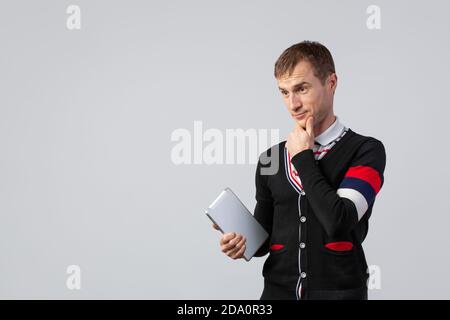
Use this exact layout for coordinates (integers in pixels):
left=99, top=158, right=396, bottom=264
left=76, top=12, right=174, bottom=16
left=314, top=113, right=336, bottom=137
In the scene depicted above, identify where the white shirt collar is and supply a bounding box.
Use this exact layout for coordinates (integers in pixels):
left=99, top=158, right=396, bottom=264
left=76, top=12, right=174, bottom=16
left=314, top=115, right=345, bottom=146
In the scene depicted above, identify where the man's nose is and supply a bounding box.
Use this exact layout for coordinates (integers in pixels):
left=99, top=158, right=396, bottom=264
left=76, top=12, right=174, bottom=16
left=289, top=94, right=302, bottom=111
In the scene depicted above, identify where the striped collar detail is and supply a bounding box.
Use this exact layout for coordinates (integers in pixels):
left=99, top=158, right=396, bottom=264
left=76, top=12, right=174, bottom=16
left=315, top=115, right=345, bottom=146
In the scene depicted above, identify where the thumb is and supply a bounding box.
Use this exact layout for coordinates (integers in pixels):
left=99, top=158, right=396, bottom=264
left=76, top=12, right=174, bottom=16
left=306, top=116, right=314, bottom=137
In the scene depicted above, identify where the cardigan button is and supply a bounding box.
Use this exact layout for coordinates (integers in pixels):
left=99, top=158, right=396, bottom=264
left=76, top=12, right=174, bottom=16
left=301, top=272, right=307, bottom=279
left=300, top=242, right=306, bottom=249
left=300, top=216, right=306, bottom=223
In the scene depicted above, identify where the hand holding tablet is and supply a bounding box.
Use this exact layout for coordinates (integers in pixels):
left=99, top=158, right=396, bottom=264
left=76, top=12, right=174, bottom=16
left=206, top=188, right=269, bottom=262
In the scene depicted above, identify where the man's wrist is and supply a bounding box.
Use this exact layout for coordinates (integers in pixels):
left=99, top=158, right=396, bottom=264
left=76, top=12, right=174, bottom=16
left=290, top=149, right=316, bottom=175
left=291, top=147, right=313, bottom=158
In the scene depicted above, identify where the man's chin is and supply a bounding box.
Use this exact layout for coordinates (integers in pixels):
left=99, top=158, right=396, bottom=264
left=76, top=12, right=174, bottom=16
left=294, top=119, right=306, bottom=129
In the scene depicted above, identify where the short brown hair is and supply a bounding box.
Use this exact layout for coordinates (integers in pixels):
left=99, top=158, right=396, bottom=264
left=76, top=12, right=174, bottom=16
left=274, top=41, right=335, bottom=84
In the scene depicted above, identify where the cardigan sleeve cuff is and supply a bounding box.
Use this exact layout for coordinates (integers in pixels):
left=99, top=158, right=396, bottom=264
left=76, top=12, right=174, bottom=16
left=290, top=149, right=317, bottom=177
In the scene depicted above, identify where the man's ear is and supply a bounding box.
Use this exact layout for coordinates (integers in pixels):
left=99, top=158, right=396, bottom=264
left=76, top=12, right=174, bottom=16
left=328, top=73, right=338, bottom=93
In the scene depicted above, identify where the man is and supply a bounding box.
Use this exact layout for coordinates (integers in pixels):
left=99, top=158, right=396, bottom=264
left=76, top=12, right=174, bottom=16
left=213, top=41, right=386, bottom=300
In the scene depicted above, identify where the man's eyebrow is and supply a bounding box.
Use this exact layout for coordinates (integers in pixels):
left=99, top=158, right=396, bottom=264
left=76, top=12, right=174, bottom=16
left=292, top=81, right=310, bottom=89
left=278, top=82, right=310, bottom=91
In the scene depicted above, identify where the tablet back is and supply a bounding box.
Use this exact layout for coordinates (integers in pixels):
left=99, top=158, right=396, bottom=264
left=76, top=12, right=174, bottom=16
left=205, top=187, right=269, bottom=261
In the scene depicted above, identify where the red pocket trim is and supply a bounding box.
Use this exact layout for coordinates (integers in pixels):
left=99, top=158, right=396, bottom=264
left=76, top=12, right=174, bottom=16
left=325, top=241, right=354, bottom=251
left=270, top=244, right=285, bottom=251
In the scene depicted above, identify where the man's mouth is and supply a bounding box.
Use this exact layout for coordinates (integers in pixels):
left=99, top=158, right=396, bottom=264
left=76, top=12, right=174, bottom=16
left=293, top=112, right=307, bottom=119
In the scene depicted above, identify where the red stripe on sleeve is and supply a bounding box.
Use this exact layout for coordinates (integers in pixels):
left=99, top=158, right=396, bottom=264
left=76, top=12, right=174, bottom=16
left=345, top=165, right=382, bottom=194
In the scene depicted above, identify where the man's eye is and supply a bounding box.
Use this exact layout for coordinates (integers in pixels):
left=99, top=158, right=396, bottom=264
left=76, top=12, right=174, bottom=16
left=281, top=91, right=289, bottom=96
left=298, top=87, right=307, bottom=93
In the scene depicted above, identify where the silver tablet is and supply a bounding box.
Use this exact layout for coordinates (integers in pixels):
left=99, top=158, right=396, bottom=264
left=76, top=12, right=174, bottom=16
left=205, top=187, right=269, bottom=261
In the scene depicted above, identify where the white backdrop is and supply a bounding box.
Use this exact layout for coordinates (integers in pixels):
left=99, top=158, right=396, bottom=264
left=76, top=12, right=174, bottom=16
left=0, top=0, right=449, bottom=299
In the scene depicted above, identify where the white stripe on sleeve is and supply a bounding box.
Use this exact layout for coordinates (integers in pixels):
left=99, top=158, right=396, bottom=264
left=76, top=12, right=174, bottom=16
left=337, top=188, right=369, bottom=220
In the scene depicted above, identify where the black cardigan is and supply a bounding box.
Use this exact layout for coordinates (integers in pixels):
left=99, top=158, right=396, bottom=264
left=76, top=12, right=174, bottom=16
left=253, top=128, right=386, bottom=300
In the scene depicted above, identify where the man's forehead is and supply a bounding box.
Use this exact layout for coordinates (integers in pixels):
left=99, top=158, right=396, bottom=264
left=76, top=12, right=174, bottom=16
left=277, top=72, right=311, bottom=88
left=278, top=72, right=307, bottom=82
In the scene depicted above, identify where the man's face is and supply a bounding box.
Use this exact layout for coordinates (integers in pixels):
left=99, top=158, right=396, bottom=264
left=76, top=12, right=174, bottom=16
left=277, top=60, right=336, bottom=129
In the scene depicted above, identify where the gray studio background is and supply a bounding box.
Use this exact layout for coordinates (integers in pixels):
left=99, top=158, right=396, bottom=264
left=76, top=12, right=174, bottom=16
left=1, top=0, right=449, bottom=299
